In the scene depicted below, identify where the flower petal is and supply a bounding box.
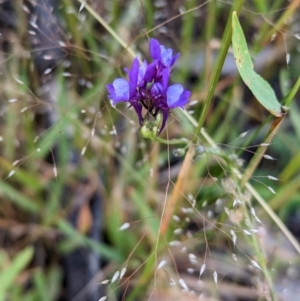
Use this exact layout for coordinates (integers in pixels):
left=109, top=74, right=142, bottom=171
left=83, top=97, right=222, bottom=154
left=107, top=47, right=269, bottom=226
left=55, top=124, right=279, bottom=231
left=158, top=111, right=169, bottom=134
left=150, top=82, right=163, bottom=97
left=131, top=102, right=144, bottom=124
left=161, top=68, right=170, bottom=91
left=129, top=58, right=139, bottom=96
left=160, top=45, right=173, bottom=67
left=107, top=78, right=129, bottom=104
left=144, top=61, right=156, bottom=82
left=138, top=60, right=148, bottom=86
left=170, top=52, right=180, bottom=66
left=166, top=84, right=191, bottom=108
left=159, top=46, right=180, bottom=67
left=149, top=38, right=161, bottom=61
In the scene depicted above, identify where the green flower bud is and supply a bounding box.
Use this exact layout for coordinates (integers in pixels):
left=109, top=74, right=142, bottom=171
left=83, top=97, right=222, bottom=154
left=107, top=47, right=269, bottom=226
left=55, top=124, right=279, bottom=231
left=140, top=113, right=162, bottom=140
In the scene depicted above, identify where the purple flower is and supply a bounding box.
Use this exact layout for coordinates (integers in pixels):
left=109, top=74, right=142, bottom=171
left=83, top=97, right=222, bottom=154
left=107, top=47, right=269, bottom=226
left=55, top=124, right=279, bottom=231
left=106, top=38, right=191, bottom=135
left=149, top=69, right=191, bottom=133
left=107, top=58, right=145, bottom=123
left=124, top=60, right=154, bottom=87
left=149, top=38, right=180, bottom=68
left=107, top=58, right=139, bottom=105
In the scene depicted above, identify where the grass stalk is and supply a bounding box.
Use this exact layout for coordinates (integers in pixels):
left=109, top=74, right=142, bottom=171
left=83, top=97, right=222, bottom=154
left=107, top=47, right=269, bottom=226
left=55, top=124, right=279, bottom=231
left=193, top=0, right=244, bottom=143
left=159, top=0, right=245, bottom=238
left=77, top=0, right=136, bottom=58
left=180, top=109, right=300, bottom=255
left=239, top=116, right=284, bottom=188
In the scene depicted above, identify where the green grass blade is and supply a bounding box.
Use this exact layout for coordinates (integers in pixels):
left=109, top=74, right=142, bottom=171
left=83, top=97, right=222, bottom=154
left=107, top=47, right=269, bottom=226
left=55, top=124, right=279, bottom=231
left=0, top=181, right=40, bottom=213
left=0, top=247, right=34, bottom=299
left=194, top=0, right=244, bottom=141
left=282, top=76, right=300, bottom=107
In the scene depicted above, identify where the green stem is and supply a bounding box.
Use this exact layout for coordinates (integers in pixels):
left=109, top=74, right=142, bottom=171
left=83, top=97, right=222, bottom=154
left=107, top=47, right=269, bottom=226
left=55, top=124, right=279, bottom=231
left=239, top=116, right=283, bottom=189
left=239, top=77, right=299, bottom=189
left=259, top=0, right=300, bottom=46
left=240, top=194, right=279, bottom=301
left=154, top=137, right=189, bottom=145
left=193, top=0, right=244, bottom=144
left=77, top=0, right=136, bottom=58
left=283, top=76, right=300, bottom=107
left=189, top=109, right=300, bottom=255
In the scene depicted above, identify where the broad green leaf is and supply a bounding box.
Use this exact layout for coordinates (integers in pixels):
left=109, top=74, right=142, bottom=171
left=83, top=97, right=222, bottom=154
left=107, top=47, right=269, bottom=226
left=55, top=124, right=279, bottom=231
left=232, top=11, right=283, bottom=117
left=0, top=247, right=34, bottom=299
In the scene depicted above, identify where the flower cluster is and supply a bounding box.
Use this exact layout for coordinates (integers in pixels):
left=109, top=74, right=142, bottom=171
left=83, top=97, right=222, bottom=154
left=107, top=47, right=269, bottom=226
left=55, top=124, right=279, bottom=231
left=107, top=38, right=191, bottom=135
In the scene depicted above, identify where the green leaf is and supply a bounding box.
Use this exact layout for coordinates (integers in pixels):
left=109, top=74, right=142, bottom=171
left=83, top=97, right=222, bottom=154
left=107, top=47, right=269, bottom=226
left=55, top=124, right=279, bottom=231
left=0, top=247, right=34, bottom=299
left=232, top=11, right=283, bottom=117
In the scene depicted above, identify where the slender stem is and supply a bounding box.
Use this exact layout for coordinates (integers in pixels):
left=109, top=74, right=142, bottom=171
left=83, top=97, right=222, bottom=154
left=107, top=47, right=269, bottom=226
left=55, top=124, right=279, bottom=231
left=232, top=169, right=279, bottom=301
left=179, top=109, right=300, bottom=255
left=241, top=199, right=279, bottom=301
left=159, top=145, right=196, bottom=235
left=193, top=0, right=244, bottom=143
left=260, top=0, right=300, bottom=46
left=239, top=77, right=299, bottom=188
left=154, top=137, right=188, bottom=145
left=239, top=116, right=284, bottom=188
left=77, top=0, right=136, bottom=58
left=283, top=76, right=300, bottom=107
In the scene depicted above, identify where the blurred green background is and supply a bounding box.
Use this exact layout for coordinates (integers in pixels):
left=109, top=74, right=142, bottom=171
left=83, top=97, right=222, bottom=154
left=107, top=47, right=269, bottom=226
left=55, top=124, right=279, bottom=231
left=0, top=0, right=299, bottom=300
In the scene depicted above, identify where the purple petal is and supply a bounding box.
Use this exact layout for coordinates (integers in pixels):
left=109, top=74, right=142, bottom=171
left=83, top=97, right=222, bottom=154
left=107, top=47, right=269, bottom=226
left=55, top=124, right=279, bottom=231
left=106, top=83, right=115, bottom=96
left=159, top=46, right=180, bottom=67
left=166, top=84, right=191, bottom=108
left=131, top=102, right=143, bottom=125
left=161, top=68, right=170, bottom=91
left=129, top=58, right=139, bottom=96
left=158, top=111, right=169, bottom=134
left=149, top=38, right=161, bottom=60
left=144, top=60, right=156, bottom=82
left=107, top=78, right=129, bottom=104
left=176, top=89, right=191, bottom=108
left=138, top=60, right=147, bottom=86
left=150, top=82, right=163, bottom=97
left=160, top=45, right=173, bottom=67
left=170, top=52, right=180, bottom=66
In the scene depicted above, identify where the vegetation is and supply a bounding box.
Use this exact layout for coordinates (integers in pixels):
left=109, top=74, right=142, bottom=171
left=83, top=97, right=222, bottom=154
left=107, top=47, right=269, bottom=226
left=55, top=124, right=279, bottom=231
left=0, top=0, right=299, bottom=300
